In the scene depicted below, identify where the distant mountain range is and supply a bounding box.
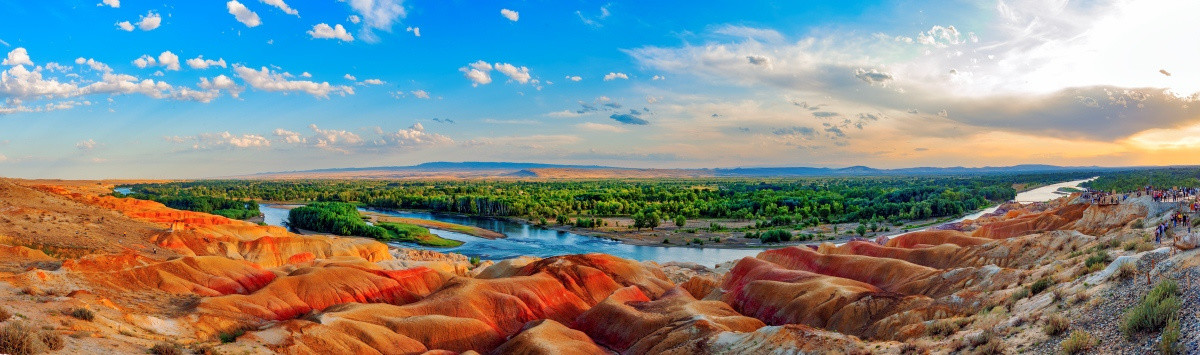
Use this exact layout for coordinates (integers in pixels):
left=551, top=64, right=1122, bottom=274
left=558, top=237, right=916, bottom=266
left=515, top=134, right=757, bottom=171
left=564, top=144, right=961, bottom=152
left=236, top=161, right=1140, bottom=179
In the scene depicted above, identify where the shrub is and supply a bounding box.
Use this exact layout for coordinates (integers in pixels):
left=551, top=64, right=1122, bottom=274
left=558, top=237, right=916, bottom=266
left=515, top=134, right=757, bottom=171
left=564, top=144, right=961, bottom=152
left=1120, top=280, right=1181, bottom=337
left=926, top=319, right=960, bottom=337
left=68, top=308, right=94, bottom=321
left=150, top=343, right=183, bottom=355
left=1135, top=242, right=1156, bottom=252
left=38, top=332, right=62, bottom=351
left=1114, top=262, right=1137, bottom=280
left=1029, top=278, right=1053, bottom=296
left=1123, top=241, right=1138, bottom=251
left=1083, top=251, right=1110, bottom=269
left=1131, top=218, right=1145, bottom=229
left=968, top=331, right=1004, bottom=355
left=662, top=238, right=669, bottom=244
left=218, top=329, right=245, bottom=343
left=1042, top=313, right=1069, bottom=336
left=0, top=308, right=10, bottom=322
left=1010, top=287, right=1030, bottom=301
left=1160, top=316, right=1181, bottom=355
left=1060, top=330, right=1095, bottom=354
left=759, top=229, right=792, bottom=243
left=0, top=322, right=47, bottom=355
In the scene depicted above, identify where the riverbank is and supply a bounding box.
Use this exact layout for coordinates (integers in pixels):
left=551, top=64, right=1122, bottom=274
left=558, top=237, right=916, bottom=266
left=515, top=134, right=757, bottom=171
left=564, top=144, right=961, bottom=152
left=363, top=212, right=506, bottom=239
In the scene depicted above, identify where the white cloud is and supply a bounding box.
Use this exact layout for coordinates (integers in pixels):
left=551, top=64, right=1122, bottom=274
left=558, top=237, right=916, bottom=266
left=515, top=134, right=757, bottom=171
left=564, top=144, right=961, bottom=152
left=132, top=55, right=155, bottom=68
left=916, top=25, right=963, bottom=47
left=406, top=26, right=420, bottom=37
left=299, top=72, right=312, bottom=78
left=308, top=23, right=354, bottom=42
left=411, top=89, right=429, bottom=99
left=577, top=122, right=628, bottom=132
left=2, top=48, right=33, bottom=66
left=198, top=74, right=243, bottom=98
left=652, top=75, right=665, bottom=80
left=273, top=128, right=304, bottom=143
left=74, top=57, right=112, bottom=72
left=309, top=124, right=362, bottom=152
left=576, top=4, right=611, bottom=27
left=0, top=154, right=6, bottom=162
left=379, top=122, right=453, bottom=148
left=603, top=72, right=628, bottom=81
left=459, top=60, right=492, bottom=86
left=75, top=139, right=97, bottom=150
left=341, top=0, right=406, bottom=42
left=116, top=21, right=134, bottom=31
left=233, top=65, right=354, bottom=98
left=185, top=56, right=227, bottom=69
left=184, top=132, right=271, bottom=149
left=260, top=0, right=298, bottom=16
left=566, top=75, right=582, bottom=82
left=99, top=0, right=119, bottom=8
left=137, top=11, right=162, bottom=31
left=500, top=9, right=519, bottom=22
left=343, top=74, right=356, bottom=81
left=157, top=51, right=180, bottom=71
left=494, top=63, right=531, bottom=84
left=361, top=78, right=383, bottom=85
left=348, top=15, right=360, bottom=24
left=227, top=0, right=261, bottom=27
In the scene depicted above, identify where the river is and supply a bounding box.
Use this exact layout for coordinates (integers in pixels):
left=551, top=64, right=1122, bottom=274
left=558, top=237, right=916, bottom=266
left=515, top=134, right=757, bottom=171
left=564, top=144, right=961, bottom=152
left=254, top=177, right=1096, bottom=266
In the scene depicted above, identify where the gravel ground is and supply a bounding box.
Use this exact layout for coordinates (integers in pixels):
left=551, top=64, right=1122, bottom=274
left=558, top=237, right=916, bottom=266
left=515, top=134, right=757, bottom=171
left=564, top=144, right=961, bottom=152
left=1041, top=248, right=1199, bottom=354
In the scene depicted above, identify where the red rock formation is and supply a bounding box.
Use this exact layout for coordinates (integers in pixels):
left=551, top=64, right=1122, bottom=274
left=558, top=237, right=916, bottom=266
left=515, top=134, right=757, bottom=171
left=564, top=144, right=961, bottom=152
left=201, top=265, right=451, bottom=322
left=516, top=253, right=675, bottom=303
left=757, top=246, right=940, bottom=295
left=66, top=254, right=276, bottom=296
left=971, top=202, right=1088, bottom=239
left=492, top=319, right=609, bottom=355
left=821, top=241, right=964, bottom=269
left=574, top=286, right=764, bottom=353
left=719, top=257, right=943, bottom=339
left=885, top=230, right=991, bottom=248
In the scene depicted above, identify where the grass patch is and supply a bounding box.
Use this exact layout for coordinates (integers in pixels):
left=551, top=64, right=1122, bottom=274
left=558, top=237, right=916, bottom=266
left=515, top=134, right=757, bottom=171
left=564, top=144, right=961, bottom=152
left=0, top=308, right=10, bottom=322
left=218, top=329, right=245, bottom=343
left=1114, top=262, right=1137, bottom=280
left=1119, top=280, right=1181, bottom=338
left=1160, top=316, right=1181, bottom=355
left=67, top=307, right=94, bottom=321
left=0, top=322, right=58, bottom=355
left=150, top=343, right=183, bottom=355
left=1029, top=277, right=1053, bottom=296
left=926, top=319, right=961, bottom=337
left=1042, top=313, right=1069, bottom=336
left=376, top=222, right=464, bottom=247
left=1060, top=330, right=1095, bottom=354
left=1083, top=250, right=1110, bottom=269
left=1010, top=287, right=1030, bottom=302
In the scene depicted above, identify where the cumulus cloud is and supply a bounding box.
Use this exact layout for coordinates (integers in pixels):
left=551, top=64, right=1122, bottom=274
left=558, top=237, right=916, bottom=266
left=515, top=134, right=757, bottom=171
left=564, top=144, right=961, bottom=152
left=916, top=25, right=965, bottom=47
left=603, top=72, right=628, bottom=81
left=137, top=11, right=162, bottom=31
left=500, top=8, right=519, bottom=22
left=379, top=122, right=453, bottom=148
left=361, top=78, right=383, bottom=85
left=116, top=21, right=134, bottom=31
left=566, top=75, right=582, bottom=82
left=227, top=0, right=261, bottom=27
left=494, top=63, right=531, bottom=84
left=198, top=74, right=243, bottom=98
left=308, top=23, right=354, bottom=42
left=99, top=0, right=119, bottom=8
left=411, top=89, right=429, bottom=98
left=459, top=60, right=492, bottom=86
left=204, top=132, right=271, bottom=148
left=341, top=0, right=405, bottom=42
left=406, top=26, right=420, bottom=37
left=260, top=0, right=298, bottom=16
left=74, top=57, right=112, bottom=72
left=2, top=48, right=32, bottom=66
left=348, top=15, right=360, bottom=24
left=853, top=68, right=893, bottom=86
left=273, top=128, right=304, bottom=143
left=233, top=65, right=354, bottom=98
left=185, top=56, right=227, bottom=69
left=133, top=51, right=180, bottom=71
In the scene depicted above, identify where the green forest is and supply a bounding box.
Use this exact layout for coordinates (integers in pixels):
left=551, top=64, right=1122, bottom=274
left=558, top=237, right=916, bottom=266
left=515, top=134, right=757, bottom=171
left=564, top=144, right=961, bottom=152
left=287, top=202, right=461, bottom=247
left=1084, top=167, right=1200, bottom=192
left=119, top=172, right=1102, bottom=227
left=117, top=192, right=262, bottom=220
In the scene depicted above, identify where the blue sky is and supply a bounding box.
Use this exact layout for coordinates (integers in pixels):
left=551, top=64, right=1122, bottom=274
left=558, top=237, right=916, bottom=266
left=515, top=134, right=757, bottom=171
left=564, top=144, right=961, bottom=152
left=1, top=0, right=1199, bottom=178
